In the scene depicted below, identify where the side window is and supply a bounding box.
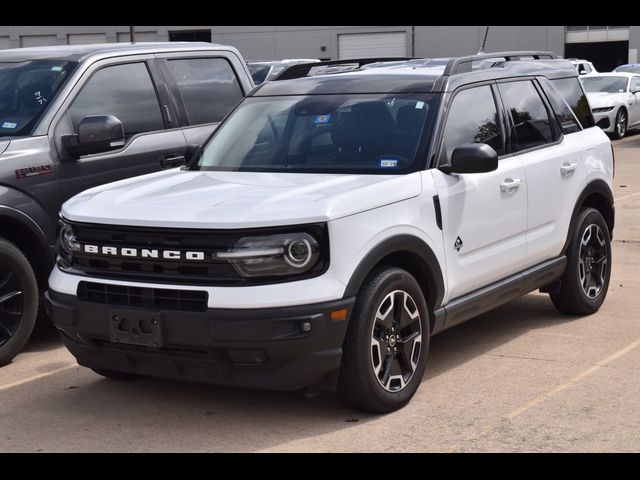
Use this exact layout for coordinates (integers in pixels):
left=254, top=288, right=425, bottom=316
left=69, top=62, right=164, bottom=138
left=631, top=76, right=640, bottom=92
left=498, top=81, right=554, bottom=152
left=538, top=78, right=581, bottom=134
left=441, top=85, right=504, bottom=164
left=165, top=58, right=244, bottom=125
left=550, top=77, right=596, bottom=128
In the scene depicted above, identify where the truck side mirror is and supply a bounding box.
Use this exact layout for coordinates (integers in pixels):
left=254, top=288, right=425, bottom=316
left=61, top=115, right=125, bottom=159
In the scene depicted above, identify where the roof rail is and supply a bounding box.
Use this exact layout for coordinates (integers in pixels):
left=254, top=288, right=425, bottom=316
left=442, top=51, right=560, bottom=76
left=272, top=57, right=416, bottom=81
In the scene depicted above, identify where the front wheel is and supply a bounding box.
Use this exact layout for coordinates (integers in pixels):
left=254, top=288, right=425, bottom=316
left=337, top=267, right=429, bottom=413
left=550, top=208, right=611, bottom=315
left=612, top=108, right=627, bottom=139
left=0, top=239, right=38, bottom=367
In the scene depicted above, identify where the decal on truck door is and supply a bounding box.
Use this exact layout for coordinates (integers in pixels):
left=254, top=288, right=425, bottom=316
left=15, top=165, right=53, bottom=179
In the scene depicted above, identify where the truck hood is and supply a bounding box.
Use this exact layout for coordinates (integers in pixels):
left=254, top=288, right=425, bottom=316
left=586, top=91, right=628, bottom=108
left=62, top=169, right=422, bottom=229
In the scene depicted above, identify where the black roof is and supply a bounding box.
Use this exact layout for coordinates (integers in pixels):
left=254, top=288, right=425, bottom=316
left=0, top=42, right=225, bottom=63
left=254, top=53, right=578, bottom=96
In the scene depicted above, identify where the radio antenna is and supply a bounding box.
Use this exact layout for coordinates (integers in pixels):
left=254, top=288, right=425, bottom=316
left=478, top=26, right=489, bottom=54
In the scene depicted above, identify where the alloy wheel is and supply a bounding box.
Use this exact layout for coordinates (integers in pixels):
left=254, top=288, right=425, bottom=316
left=0, top=260, right=23, bottom=347
left=616, top=110, right=627, bottom=138
left=578, top=224, right=608, bottom=299
left=370, top=290, right=422, bottom=392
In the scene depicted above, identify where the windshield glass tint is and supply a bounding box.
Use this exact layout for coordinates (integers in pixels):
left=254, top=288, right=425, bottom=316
left=582, top=76, right=629, bottom=94
left=0, top=60, right=76, bottom=137
left=196, top=94, right=434, bottom=174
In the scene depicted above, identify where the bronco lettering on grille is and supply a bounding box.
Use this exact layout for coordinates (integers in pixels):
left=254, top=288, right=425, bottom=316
left=82, top=244, right=209, bottom=261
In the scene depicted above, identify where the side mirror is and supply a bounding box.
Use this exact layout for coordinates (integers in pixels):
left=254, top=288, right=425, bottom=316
left=61, top=115, right=125, bottom=159
left=445, top=143, right=498, bottom=174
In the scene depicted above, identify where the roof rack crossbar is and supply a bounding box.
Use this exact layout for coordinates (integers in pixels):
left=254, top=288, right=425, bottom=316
left=272, top=57, right=416, bottom=81
left=442, top=51, right=560, bottom=76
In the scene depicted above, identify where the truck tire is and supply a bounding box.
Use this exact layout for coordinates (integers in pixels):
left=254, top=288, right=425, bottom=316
left=337, top=266, right=429, bottom=413
left=0, top=239, right=39, bottom=366
left=550, top=208, right=612, bottom=315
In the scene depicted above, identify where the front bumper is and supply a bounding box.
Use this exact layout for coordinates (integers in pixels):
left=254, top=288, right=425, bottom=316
left=592, top=109, right=616, bottom=133
left=45, top=290, right=354, bottom=392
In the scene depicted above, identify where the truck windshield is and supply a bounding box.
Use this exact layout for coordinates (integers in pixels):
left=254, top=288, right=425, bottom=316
left=582, top=76, right=629, bottom=94
left=0, top=60, right=77, bottom=138
left=195, top=93, right=436, bottom=174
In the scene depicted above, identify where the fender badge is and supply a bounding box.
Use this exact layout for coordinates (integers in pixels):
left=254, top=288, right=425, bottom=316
left=15, top=164, right=53, bottom=179
left=454, top=236, right=463, bottom=252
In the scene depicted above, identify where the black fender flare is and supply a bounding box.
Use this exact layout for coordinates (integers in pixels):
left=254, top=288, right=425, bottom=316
left=562, top=179, right=615, bottom=254
left=0, top=205, right=55, bottom=274
left=343, top=234, right=445, bottom=310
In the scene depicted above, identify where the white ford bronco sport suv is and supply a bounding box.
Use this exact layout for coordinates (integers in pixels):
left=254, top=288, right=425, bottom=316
left=46, top=52, right=614, bottom=413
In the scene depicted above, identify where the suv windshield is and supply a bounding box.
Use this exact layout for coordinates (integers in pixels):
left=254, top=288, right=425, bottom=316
left=0, top=59, right=77, bottom=138
left=195, top=93, right=435, bottom=174
left=582, top=76, right=628, bottom=94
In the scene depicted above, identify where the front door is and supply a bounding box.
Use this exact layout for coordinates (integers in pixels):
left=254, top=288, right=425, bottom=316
left=54, top=60, right=187, bottom=206
left=431, top=84, right=528, bottom=302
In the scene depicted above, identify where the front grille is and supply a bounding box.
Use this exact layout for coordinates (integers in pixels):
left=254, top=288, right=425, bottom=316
left=78, top=281, right=208, bottom=312
left=64, top=221, right=328, bottom=285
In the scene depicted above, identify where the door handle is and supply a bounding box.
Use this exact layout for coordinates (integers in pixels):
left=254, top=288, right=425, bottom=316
left=160, top=154, right=186, bottom=169
left=500, top=178, right=521, bottom=192
left=561, top=161, right=578, bottom=175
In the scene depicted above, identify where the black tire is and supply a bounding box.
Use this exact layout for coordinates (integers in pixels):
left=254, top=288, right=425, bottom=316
left=0, top=239, right=38, bottom=367
left=611, top=108, right=627, bottom=140
left=550, top=208, right=611, bottom=315
left=91, top=368, right=139, bottom=380
left=337, top=267, right=430, bottom=413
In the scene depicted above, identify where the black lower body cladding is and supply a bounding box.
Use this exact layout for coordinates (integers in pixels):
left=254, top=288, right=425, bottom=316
left=45, top=290, right=354, bottom=391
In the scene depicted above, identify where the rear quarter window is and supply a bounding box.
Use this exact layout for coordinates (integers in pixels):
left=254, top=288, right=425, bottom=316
left=550, top=77, right=595, bottom=129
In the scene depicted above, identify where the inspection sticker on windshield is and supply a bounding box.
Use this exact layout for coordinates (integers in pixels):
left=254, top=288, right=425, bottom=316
left=415, top=101, right=425, bottom=109
left=1, top=122, right=17, bottom=129
left=51, top=66, right=63, bottom=72
left=314, top=114, right=332, bottom=124
left=379, top=159, right=399, bottom=168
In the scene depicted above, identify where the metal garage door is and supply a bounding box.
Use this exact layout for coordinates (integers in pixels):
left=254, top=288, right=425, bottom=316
left=68, top=34, right=106, bottom=45
left=338, top=32, right=407, bottom=59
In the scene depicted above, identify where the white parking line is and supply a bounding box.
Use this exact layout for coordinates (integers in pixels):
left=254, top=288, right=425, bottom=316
left=448, top=336, right=640, bottom=451
left=0, top=364, right=76, bottom=392
left=615, top=192, right=640, bottom=202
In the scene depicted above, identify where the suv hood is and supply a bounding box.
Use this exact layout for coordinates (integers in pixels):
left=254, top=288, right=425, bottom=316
left=586, top=91, right=628, bottom=108
left=62, top=169, right=422, bottom=229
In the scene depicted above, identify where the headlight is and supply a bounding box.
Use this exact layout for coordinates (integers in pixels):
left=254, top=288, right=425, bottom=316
left=218, top=232, right=321, bottom=277
left=56, top=221, right=80, bottom=268
left=592, top=107, right=614, bottom=113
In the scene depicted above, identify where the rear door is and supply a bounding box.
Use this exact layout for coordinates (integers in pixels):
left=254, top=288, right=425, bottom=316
left=497, top=78, right=585, bottom=266
left=431, top=83, right=528, bottom=301
left=156, top=51, right=251, bottom=152
left=51, top=56, right=187, bottom=202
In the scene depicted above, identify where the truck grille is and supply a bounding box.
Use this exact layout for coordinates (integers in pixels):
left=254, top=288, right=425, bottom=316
left=78, top=281, right=208, bottom=312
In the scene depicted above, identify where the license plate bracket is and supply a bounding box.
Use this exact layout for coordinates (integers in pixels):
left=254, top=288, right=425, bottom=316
left=109, top=309, right=163, bottom=347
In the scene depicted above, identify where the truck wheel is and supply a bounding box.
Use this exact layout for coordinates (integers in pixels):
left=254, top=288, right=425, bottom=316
left=0, top=239, right=38, bottom=367
left=550, top=208, right=611, bottom=315
left=338, top=267, right=429, bottom=413
left=91, top=368, right=139, bottom=380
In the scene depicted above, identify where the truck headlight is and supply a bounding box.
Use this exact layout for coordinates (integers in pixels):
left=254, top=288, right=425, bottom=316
left=56, top=221, right=80, bottom=268
left=218, top=232, right=321, bottom=277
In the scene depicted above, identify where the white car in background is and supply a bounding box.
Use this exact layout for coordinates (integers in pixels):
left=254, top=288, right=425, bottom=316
left=570, top=59, right=598, bottom=76
left=581, top=72, right=640, bottom=139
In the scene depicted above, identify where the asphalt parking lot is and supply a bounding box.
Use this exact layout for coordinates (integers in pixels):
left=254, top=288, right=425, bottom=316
left=1, top=131, right=639, bottom=453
